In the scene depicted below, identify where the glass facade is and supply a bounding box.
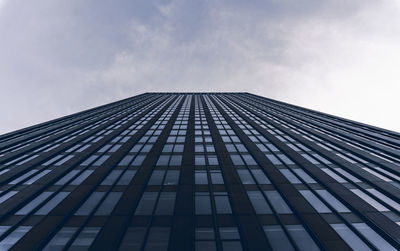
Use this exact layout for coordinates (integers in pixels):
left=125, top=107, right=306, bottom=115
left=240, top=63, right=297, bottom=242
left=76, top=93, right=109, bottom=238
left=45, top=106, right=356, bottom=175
left=0, top=93, right=399, bottom=250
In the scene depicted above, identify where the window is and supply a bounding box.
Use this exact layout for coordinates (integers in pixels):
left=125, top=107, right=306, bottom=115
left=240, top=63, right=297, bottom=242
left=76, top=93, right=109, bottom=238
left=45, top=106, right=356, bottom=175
left=117, top=170, right=137, bottom=185
left=144, top=227, right=170, bottom=251
left=75, top=192, right=105, bottom=215
left=286, top=225, right=320, bottom=251
left=0, top=226, right=32, bottom=249
left=69, top=227, right=100, bottom=250
left=164, top=170, right=180, bottom=185
left=95, top=192, right=123, bottom=215
left=16, top=192, right=54, bottom=215
left=35, top=192, right=70, bottom=215
left=299, top=190, right=331, bottom=213
left=195, top=171, right=208, bottom=185
left=237, top=170, right=255, bottom=184
left=101, top=170, right=123, bottom=185
left=195, top=228, right=216, bottom=251
left=264, top=191, right=292, bottom=214
left=149, top=170, right=165, bottom=185
left=315, top=190, right=350, bottom=213
left=195, top=192, right=212, bottom=215
left=247, top=191, right=272, bottom=214
left=211, top=171, right=224, bottom=184
left=43, top=227, right=77, bottom=251
left=119, top=227, right=146, bottom=251
left=155, top=192, right=176, bottom=215
left=135, top=192, right=158, bottom=215
left=219, top=227, right=242, bottom=251
left=263, top=225, right=294, bottom=251
left=351, top=189, right=389, bottom=212
left=353, top=223, right=395, bottom=250
left=214, top=192, right=232, bottom=214
left=330, top=224, right=370, bottom=250
left=250, top=169, right=270, bottom=184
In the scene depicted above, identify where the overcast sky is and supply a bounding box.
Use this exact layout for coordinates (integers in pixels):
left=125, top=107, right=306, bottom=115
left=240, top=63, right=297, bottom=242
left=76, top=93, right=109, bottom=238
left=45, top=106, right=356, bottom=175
left=1, top=0, right=400, bottom=134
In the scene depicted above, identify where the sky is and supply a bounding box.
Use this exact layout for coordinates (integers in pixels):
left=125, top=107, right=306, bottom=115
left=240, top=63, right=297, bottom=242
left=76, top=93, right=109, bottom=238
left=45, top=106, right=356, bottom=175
left=0, top=0, right=400, bottom=134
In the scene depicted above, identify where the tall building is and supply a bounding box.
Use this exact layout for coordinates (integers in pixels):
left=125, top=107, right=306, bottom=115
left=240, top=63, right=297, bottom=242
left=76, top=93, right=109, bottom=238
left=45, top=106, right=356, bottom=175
left=0, top=93, right=399, bottom=250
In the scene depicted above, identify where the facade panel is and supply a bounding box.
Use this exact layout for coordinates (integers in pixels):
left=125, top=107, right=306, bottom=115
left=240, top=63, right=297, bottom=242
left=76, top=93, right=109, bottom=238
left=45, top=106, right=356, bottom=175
left=0, top=93, right=399, bottom=250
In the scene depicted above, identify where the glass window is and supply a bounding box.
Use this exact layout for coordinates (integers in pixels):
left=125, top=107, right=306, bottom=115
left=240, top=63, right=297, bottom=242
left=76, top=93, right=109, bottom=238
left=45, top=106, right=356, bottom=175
left=286, top=225, right=320, bottom=251
left=280, top=169, right=301, bottom=184
left=132, top=155, right=146, bottom=166
left=55, top=170, right=79, bottom=185
left=0, top=226, right=32, bottom=250
left=16, top=192, right=54, bottom=215
left=330, top=224, right=371, bottom=251
left=169, top=155, right=182, bottom=166
left=237, top=170, right=255, bottom=184
left=250, top=169, right=271, bottom=184
left=144, top=227, right=170, bottom=251
left=24, top=170, right=51, bottom=185
left=149, top=170, right=165, bottom=185
left=214, top=195, right=232, bottom=214
left=211, top=171, right=224, bottom=184
left=69, top=227, right=100, bottom=250
left=230, top=155, right=244, bottom=165
left=208, top=156, right=219, bottom=165
left=36, top=192, right=70, bottom=215
left=353, top=223, right=395, bottom=250
left=195, top=192, right=212, bottom=215
left=95, top=192, right=123, bottom=215
left=315, top=190, right=350, bottom=213
left=264, top=191, right=292, bottom=214
left=43, top=227, right=77, bottom=251
left=119, top=227, right=146, bottom=251
left=155, top=192, right=176, bottom=215
left=195, top=156, right=206, bottom=166
left=263, top=225, right=295, bottom=251
left=351, top=189, right=389, bottom=211
left=292, top=169, right=316, bottom=184
left=195, top=171, right=208, bottom=185
left=247, top=191, right=272, bottom=214
left=75, top=192, right=106, bottom=215
left=299, top=190, right=331, bottom=213
left=242, top=154, right=257, bottom=165
left=70, top=170, right=94, bottom=185
left=117, top=170, right=137, bottom=185
left=266, top=154, right=282, bottom=165
left=101, top=170, right=123, bottom=185
left=135, top=192, right=158, bottom=215
left=164, top=170, right=180, bottom=185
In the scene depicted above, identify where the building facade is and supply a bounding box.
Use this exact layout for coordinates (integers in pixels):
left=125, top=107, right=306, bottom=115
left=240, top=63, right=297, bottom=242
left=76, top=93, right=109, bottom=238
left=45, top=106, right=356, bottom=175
left=0, top=93, right=399, bottom=250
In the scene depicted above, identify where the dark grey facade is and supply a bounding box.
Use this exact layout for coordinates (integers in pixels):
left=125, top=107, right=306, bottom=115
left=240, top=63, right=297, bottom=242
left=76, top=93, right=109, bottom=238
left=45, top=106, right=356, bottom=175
left=0, top=93, right=399, bottom=250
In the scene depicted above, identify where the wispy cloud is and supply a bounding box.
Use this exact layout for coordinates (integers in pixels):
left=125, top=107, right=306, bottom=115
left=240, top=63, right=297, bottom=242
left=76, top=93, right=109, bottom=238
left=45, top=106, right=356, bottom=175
left=1, top=0, right=399, bottom=134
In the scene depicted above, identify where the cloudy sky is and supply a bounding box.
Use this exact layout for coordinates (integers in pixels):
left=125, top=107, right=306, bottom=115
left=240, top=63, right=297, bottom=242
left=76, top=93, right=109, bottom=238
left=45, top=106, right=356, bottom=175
left=1, top=0, right=400, bottom=134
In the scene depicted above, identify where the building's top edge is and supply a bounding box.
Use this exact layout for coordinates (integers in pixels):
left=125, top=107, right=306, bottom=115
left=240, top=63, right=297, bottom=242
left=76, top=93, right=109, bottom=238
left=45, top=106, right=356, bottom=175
left=143, top=92, right=250, bottom=94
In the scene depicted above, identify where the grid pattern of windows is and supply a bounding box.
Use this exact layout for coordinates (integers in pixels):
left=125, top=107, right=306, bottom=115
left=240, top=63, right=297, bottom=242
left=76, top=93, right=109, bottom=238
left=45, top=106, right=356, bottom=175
left=0, top=93, right=399, bottom=250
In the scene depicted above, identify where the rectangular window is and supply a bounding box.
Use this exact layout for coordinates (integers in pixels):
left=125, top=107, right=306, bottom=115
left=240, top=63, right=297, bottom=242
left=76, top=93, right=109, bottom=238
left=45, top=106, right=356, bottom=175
left=155, top=192, right=176, bottom=215
left=16, top=192, right=54, bottom=215
left=135, top=192, right=158, bottom=215
left=247, top=191, right=272, bottom=214
left=69, top=227, right=100, bottom=250
left=75, top=192, right=105, bottom=215
left=263, top=225, right=295, bottom=251
left=195, top=192, right=212, bottom=215
left=264, top=191, right=292, bottom=214
left=144, top=227, right=170, bottom=251
left=117, top=170, right=137, bottom=185
left=119, top=227, right=146, bottom=251
left=95, top=192, right=123, bottom=215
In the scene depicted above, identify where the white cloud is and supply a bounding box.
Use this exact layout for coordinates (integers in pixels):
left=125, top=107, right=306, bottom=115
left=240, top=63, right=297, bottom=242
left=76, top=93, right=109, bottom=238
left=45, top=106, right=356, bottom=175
left=1, top=0, right=400, bottom=134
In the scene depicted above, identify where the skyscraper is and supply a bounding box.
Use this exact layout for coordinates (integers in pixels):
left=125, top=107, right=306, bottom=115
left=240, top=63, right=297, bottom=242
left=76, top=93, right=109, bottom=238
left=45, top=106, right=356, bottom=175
left=0, top=93, right=399, bottom=250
